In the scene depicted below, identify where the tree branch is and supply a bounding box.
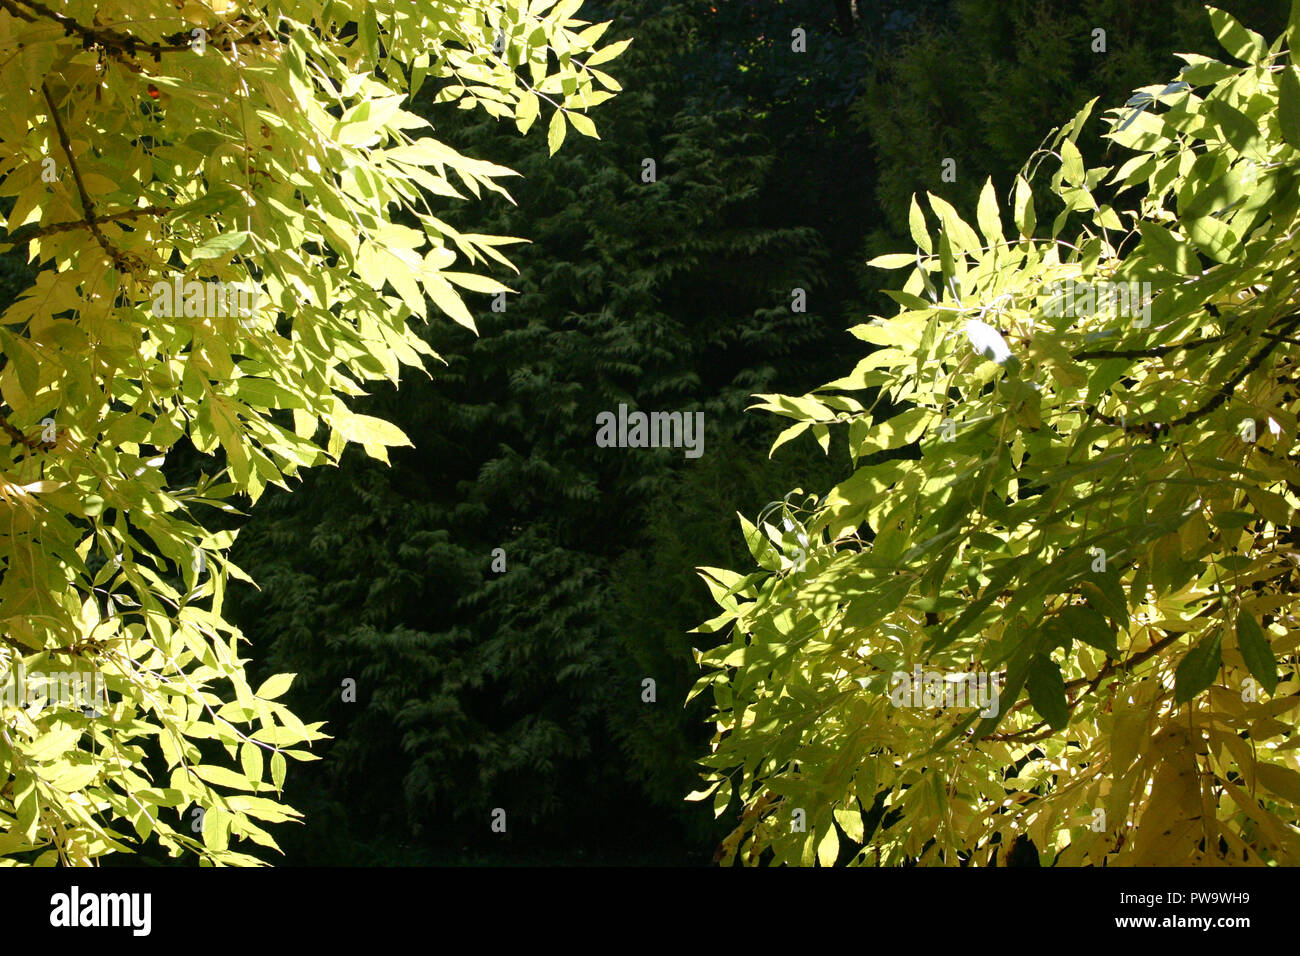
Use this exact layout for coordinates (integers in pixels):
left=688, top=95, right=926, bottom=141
left=0, top=631, right=99, bottom=657
left=1074, top=314, right=1300, bottom=438
left=1, top=0, right=274, bottom=61
left=1072, top=330, right=1231, bottom=360
left=3, top=204, right=168, bottom=246
left=1162, top=314, right=1300, bottom=430
left=0, top=409, right=53, bottom=451
left=988, top=621, right=1200, bottom=742
left=40, top=79, right=142, bottom=274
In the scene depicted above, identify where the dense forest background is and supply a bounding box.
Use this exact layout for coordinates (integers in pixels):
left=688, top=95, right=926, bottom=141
left=4, top=0, right=1286, bottom=865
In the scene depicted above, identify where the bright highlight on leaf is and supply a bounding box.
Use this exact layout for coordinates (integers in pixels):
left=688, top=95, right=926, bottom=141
left=964, top=318, right=1012, bottom=364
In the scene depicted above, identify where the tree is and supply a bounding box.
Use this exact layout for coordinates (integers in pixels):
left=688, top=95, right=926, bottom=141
left=0, top=0, right=622, bottom=865
left=694, top=4, right=1300, bottom=866
left=224, top=0, right=852, bottom=863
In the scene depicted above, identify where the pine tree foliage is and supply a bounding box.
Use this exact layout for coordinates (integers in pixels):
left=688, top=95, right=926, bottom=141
left=226, top=1, right=847, bottom=858
left=855, top=0, right=1290, bottom=253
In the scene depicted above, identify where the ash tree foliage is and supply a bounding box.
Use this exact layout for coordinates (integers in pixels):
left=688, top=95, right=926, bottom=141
left=695, top=5, right=1300, bottom=866
left=0, top=0, right=622, bottom=865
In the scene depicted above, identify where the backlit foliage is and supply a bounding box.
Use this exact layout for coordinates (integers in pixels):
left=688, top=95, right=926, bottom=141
left=694, top=5, right=1300, bottom=866
left=0, top=0, right=621, bottom=865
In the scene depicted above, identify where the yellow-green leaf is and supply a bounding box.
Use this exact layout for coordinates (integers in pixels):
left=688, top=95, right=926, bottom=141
left=547, top=108, right=566, bottom=155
